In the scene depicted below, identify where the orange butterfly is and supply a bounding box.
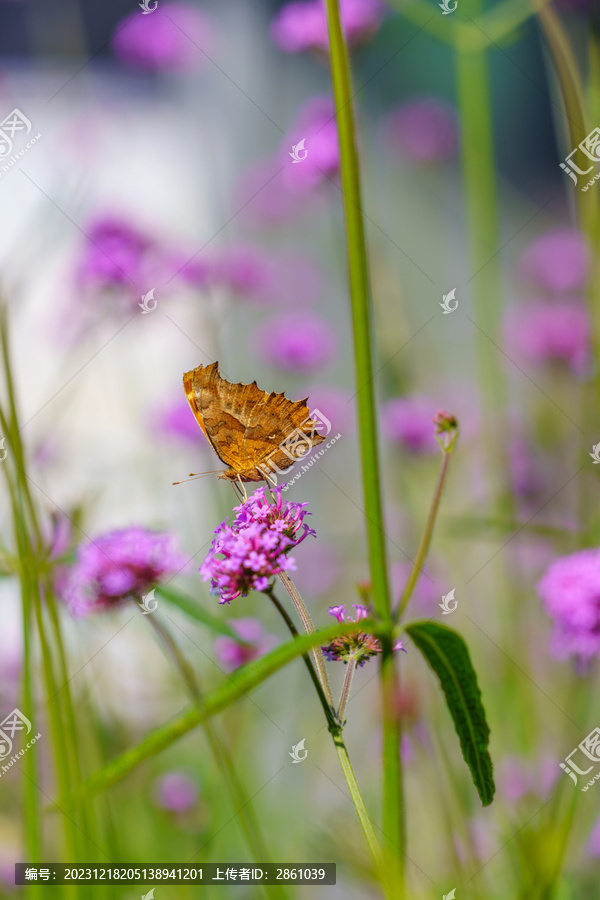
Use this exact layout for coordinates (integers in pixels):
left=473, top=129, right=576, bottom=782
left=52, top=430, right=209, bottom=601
left=183, top=362, right=325, bottom=486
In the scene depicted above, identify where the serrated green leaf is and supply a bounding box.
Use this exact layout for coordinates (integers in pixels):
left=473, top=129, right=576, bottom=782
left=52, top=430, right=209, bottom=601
left=405, top=620, right=495, bottom=806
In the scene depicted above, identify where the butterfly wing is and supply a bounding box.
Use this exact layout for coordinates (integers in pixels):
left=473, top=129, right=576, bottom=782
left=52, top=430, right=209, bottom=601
left=183, top=363, right=325, bottom=481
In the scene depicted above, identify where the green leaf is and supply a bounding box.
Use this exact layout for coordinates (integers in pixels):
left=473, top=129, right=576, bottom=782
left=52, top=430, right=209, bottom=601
left=155, top=585, right=239, bottom=639
left=405, top=621, right=495, bottom=806
left=73, top=617, right=379, bottom=804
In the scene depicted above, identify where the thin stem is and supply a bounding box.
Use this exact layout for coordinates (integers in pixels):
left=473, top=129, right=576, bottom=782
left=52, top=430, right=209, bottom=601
left=395, top=444, right=456, bottom=622
left=266, top=589, right=383, bottom=875
left=277, top=571, right=333, bottom=706
left=337, top=658, right=356, bottom=723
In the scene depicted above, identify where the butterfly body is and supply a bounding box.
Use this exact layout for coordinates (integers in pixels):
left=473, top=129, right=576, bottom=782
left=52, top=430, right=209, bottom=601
left=183, top=362, right=325, bottom=482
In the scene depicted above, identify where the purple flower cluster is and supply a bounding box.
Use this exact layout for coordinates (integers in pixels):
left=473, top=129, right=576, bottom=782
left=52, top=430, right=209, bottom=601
left=153, top=771, right=199, bottom=813
left=322, top=604, right=405, bottom=667
left=60, top=527, right=186, bottom=617
left=537, top=548, right=600, bottom=668
left=200, top=486, right=316, bottom=604
left=271, top=0, right=386, bottom=54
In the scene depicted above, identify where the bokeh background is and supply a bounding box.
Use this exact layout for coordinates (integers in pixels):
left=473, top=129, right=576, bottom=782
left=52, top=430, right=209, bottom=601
left=0, top=0, right=599, bottom=897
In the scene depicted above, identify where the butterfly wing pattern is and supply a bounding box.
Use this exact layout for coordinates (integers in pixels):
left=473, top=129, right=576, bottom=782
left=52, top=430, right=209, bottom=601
left=183, top=362, right=325, bottom=482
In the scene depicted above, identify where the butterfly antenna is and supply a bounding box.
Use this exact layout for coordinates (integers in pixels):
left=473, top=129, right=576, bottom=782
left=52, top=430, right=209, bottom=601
left=172, top=471, right=224, bottom=485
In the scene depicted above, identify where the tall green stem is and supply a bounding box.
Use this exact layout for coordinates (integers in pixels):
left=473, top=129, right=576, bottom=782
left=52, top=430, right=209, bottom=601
left=322, top=2, right=401, bottom=894
left=455, top=2, right=509, bottom=511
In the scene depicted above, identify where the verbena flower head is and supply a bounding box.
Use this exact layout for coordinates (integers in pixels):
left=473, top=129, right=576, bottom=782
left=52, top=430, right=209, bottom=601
left=214, top=619, right=278, bottom=672
left=519, top=228, right=588, bottom=294
left=383, top=97, right=458, bottom=163
left=112, top=3, right=213, bottom=72
left=322, top=604, right=405, bottom=667
left=253, top=311, right=337, bottom=373
left=271, top=0, right=386, bottom=54
left=382, top=396, right=438, bottom=454
left=60, top=527, right=186, bottom=617
left=282, top=96, right=340, bottom=194
left=200, top=486, right=316, bottom=604
left=153, top=771, right=199, bottom=813
left=537, top=548, right=600, bottom=669
left=505, top=300, right=590, bottom=375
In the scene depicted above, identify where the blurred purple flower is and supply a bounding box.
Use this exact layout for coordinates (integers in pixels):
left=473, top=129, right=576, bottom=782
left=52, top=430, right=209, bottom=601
left=212, top=244, right=278, bottom=304
left=519, top=228, right=588, bottom=294
left=537, top=548, right=600, bottom=668
left=253, top=311, right=336, bottom=373
left=168, top=253, right=213, bottom=290
left=322, top=604, right=405, bottom=666
left=214, top=619, right=278, bottom=672
left=77, top=215, right=163, bottom=298
left=154, top=771, right=199, bottom=812
left=282, top=96, right=340, bottom=193
left=383, top=97, right=458, bottom=163
left=381, top=397, right=438, bottom=454
left=505, top=300, right=590, bottom=375
left=200, top=485, right=315, bottom=604
left=587, top=815, right=600, bottom=858
left=390, top=561, right=440, bottom=616
left=157, top=399, right=208, bottom=445
left=112, top=3, right=213, bottom=72
left=499, top=754, right=559, bottom=802
left=271, top=0, right=385, bottom=53
left=59, top=527, right=187, bottom=617
left=509, top=436, right=547, bottom=500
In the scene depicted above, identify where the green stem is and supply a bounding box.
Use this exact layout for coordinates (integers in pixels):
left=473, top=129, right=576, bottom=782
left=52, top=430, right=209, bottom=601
left=322, top=2, right=399, bottom=893
left=277, top=571, right=333, bottom=705
left=455, top=4, right=510, bottom=514
left=266, top=590, right=383, bottom=877
left=396, top=444, right=456, bottom=622
left=337, top=658, right=356, bottom=723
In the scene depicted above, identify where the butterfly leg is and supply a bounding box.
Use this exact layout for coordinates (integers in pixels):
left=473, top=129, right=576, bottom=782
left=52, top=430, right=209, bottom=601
left=235, top=474, right=248, bottom=503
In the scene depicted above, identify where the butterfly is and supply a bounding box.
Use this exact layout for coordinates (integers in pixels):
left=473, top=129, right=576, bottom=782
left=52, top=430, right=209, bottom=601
left=183, top=362, right=325, bottom=486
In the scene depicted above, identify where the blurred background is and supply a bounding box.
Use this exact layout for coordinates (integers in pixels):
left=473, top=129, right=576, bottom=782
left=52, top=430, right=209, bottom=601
left=0, top=0, right=599, bottom=897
